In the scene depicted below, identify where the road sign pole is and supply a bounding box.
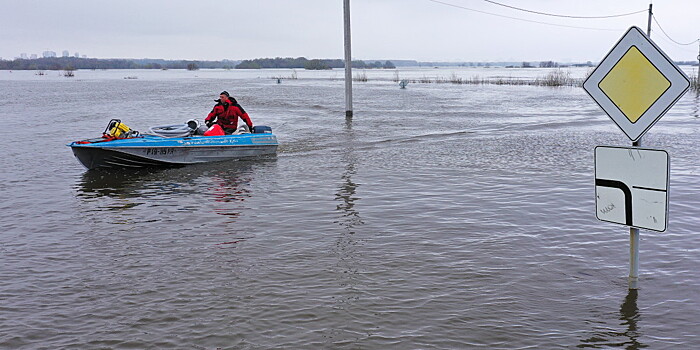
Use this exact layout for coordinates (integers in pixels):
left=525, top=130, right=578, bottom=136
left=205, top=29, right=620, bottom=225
left=630, top=80, right=642, bottom=290
left=628, top=3, right=652, bottom=290
left=629, top=228, right=640, bottom=289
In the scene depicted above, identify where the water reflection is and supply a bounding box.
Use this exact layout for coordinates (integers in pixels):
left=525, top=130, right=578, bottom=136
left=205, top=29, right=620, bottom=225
left=74, top=159, right=274, bottom=225
left=326, top=116, right=366, bottom=343
left=76, top=167, right=172, bottom=198
left=75, top=168, right=177, bottom=213
left=619, top=290, right=643, bottom=349
left=75, top=160, right=268, bottom=198
left=578, top=289, right=645, bottom=349
left=208, top=169, right=253, bottom=222
left=334, top=117, right=364, bottom=230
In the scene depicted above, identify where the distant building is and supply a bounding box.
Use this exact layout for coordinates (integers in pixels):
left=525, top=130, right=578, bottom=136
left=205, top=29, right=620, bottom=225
left=30, top=54, right=38, bottom=59
left=81, top=55, right=87, bottom=58
left=20, top=53, right=28, bottom=59
left=43, top=51, right=56, bottom=58
left=74, top=52, right=79, bottom=58
left=62, top=50, right=70, bottom=57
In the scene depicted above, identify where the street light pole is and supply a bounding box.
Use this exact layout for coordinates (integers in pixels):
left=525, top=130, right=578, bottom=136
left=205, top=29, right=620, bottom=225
left=344, top=0, right=353, bottom=118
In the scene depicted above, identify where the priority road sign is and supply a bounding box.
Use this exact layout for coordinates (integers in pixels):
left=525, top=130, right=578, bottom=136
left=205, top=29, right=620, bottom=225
left=594, top=146, right=669, bottom=232
left=584, top=26, right=690, bottom=142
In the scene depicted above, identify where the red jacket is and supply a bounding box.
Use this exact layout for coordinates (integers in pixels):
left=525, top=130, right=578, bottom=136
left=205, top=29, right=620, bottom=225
left=205, top=101, right=253, bottom=130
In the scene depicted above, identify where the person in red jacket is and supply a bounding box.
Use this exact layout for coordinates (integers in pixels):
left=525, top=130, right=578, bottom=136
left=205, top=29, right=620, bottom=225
left=205, top=91, right=254, bottom=134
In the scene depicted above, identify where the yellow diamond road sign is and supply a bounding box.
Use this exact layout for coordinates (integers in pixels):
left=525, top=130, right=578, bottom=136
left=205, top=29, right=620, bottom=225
left=598, top=46, right=671, bottom=123
left=584, top=26, right=690, bottom=141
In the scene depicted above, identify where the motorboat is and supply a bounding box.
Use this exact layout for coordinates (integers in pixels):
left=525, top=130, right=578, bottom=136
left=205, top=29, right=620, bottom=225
left=68, top=119, right=278, bottom=170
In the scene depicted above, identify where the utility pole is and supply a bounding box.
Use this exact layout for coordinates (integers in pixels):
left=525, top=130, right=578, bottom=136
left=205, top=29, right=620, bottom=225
left=343, top=0, right=353, bottom=118
left=629, top=2, right=653, bottom=290
left=646, top=3, right=652, bottom=40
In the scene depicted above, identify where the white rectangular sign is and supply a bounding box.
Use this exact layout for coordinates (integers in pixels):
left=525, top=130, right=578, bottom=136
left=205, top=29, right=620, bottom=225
left=595, top=146, right=669, bottom=232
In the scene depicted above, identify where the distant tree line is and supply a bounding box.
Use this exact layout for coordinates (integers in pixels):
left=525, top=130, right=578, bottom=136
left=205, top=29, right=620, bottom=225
left=235, top=57, right=396, bottom=70
left=0, top=57, right=241, bottom=70
left=353, top=60, right=396, bottom=69
left=235, top=57, right=316, bottom=69
left=0, top=56, right=400, bottom=71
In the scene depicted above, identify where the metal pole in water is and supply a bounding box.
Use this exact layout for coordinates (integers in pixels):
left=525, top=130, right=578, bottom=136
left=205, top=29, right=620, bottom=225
left=343, top=0, right=353, bottom=118
left=630, top=131, right=642, bottom=290
left=628, top=3, right=653, bottom=290
left=629, top=228, right=640, bottom=289
left=630, top=132, right=642, bottom=289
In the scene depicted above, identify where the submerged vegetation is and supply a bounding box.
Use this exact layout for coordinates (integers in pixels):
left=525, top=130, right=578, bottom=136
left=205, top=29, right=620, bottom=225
left=271, top=70, right=298, bottom=81
left=357, top=68, right=581, bottom=87
left=538, top=69, right=574, bottom=86
left=691, top=70, right=700, bottom=92
left=63, top=67, right=75, bottom=77
left=395, top=68, right=696, bottom=90
left=353, top=71, right=368, bottom=82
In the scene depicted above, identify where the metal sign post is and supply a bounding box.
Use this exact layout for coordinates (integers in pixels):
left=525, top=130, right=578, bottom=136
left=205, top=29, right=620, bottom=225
left=629, top=4, right=653, bottom=289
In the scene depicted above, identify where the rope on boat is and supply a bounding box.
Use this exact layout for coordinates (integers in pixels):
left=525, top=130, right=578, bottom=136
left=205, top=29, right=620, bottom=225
left=149, top=124, right=194, bottom=138
left=149, top=120, right=200, bottom=138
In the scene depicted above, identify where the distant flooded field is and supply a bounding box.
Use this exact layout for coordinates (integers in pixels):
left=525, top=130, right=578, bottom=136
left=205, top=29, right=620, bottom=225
left=1, top=67, right=700, bottom=349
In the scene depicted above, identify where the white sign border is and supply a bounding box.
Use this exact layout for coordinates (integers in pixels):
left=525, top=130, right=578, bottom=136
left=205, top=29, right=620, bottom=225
left=583, top=26, right=690, bottom=142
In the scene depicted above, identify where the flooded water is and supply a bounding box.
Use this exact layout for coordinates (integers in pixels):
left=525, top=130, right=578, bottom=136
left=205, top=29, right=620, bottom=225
left=1, top=67, right=700, bottom=349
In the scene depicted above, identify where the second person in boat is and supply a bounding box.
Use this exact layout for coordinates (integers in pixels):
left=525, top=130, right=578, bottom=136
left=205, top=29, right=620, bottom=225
left=205, top=91, right=254, bottom=134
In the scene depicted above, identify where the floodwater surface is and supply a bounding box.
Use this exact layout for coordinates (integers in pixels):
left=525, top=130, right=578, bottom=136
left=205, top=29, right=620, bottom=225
left=1, top=67, right=700, bottom=349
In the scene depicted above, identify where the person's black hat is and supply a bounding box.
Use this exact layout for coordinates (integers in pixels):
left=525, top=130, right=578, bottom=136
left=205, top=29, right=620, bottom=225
left=215, top=91, right=231, bottom=102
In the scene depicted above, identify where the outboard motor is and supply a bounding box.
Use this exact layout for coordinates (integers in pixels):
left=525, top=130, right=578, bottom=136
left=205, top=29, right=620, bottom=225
left=186, top=119, right=209, bottom=135
left=252, top=125, right=273, bottom=133
left=195, top=125, right=209, bottom=135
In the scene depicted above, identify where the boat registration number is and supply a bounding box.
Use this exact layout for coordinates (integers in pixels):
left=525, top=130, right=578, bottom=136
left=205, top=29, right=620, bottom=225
left=144, top=148, right=175, bottom=156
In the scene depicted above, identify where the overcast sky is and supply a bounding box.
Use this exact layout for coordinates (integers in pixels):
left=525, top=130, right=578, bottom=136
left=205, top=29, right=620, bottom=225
left=1, top=0, right=698, bottom=63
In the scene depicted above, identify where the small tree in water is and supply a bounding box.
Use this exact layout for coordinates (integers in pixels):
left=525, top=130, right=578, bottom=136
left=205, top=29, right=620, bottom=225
left=63, top=66, right=75, bottom=77
left=539, top=69, right=572, bottom=86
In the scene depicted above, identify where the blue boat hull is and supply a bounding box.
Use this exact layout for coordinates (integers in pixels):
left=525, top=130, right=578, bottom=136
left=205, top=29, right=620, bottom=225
left=68, top=133, right=278, bottom=170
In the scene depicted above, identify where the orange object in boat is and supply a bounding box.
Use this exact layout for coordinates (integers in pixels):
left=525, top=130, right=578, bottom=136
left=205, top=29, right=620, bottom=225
left=204, top=124, right=225, bottom=136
